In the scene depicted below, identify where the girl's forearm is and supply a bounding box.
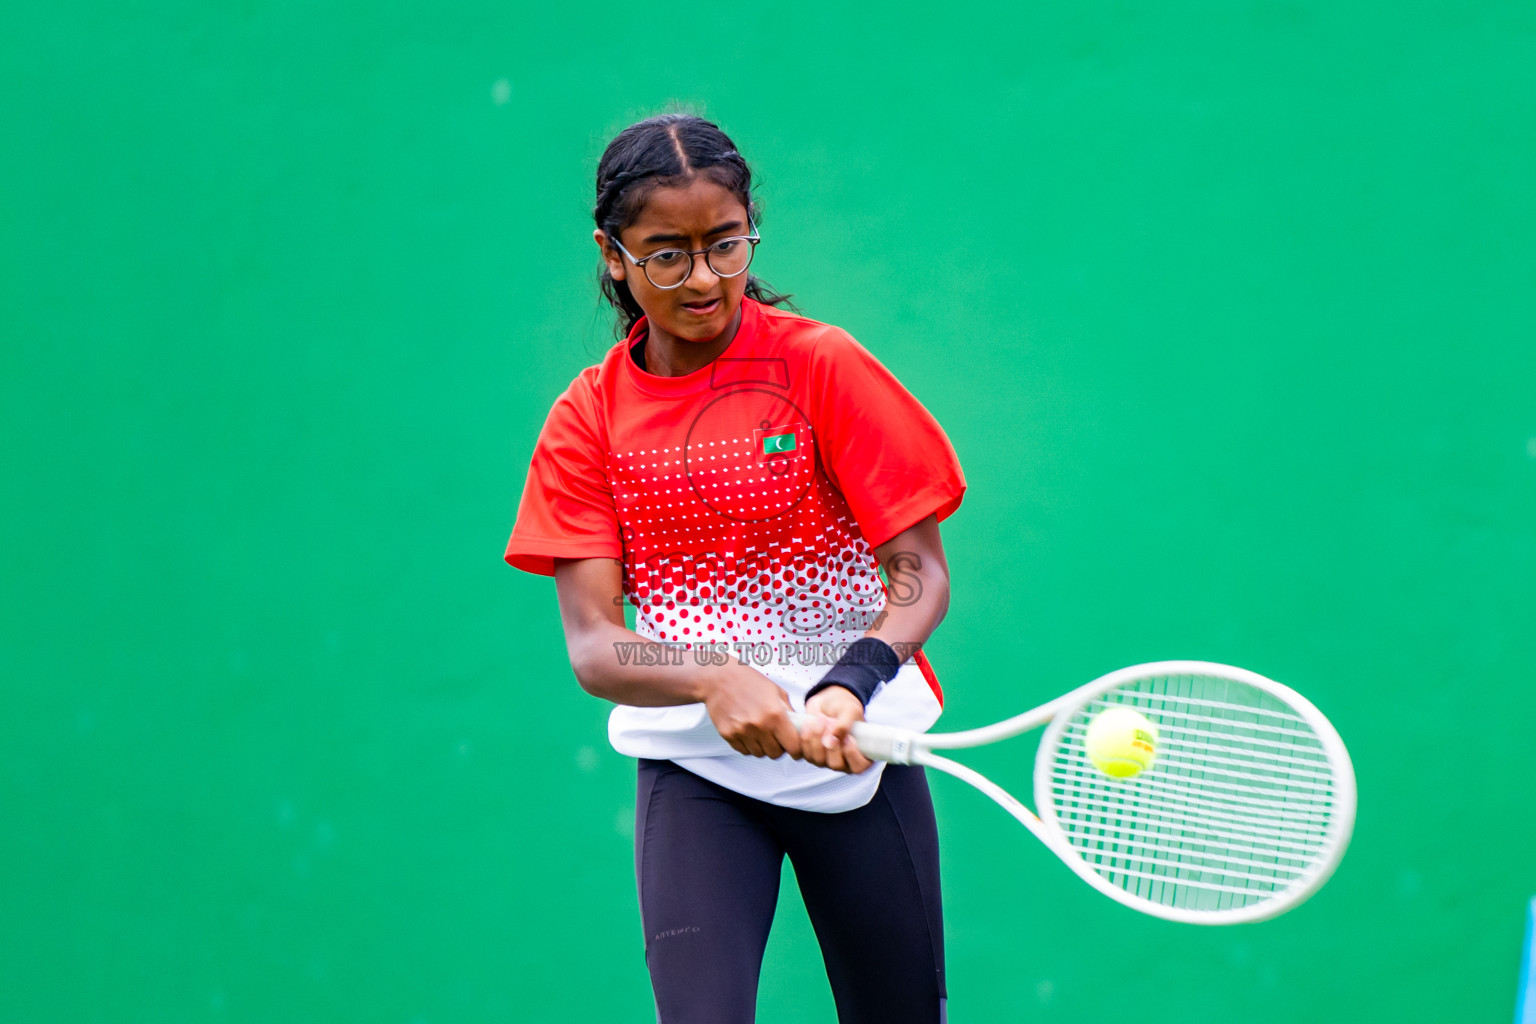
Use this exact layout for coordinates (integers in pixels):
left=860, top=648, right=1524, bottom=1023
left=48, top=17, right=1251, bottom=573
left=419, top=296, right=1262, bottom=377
left=567, top=618, right=724, bottom=707
left=865, top=515, right=951, bottom=658
left=864, top=567, right=950, bottom=657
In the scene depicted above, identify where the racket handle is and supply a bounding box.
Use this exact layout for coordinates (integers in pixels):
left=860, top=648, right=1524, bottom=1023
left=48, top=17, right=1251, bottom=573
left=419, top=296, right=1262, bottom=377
left=787, top=713, right=918, bottom=765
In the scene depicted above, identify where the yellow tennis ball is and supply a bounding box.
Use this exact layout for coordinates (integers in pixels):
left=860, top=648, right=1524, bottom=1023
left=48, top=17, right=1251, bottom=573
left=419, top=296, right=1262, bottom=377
left=1085, top=706, right=1158, bottom=778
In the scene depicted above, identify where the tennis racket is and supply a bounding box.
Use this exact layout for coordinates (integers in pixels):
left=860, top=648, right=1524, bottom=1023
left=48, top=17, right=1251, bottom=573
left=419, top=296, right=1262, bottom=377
left=795, top=660, right=1356, bottom=925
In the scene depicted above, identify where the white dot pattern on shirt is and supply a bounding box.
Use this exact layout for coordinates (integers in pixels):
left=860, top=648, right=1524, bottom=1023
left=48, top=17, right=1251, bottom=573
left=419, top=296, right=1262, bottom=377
left=610, top=430, right=882, bottom=647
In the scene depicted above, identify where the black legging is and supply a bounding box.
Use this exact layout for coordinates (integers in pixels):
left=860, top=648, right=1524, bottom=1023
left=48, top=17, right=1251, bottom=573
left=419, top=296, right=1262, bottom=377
left=635, top=758, right=947, bottom=1024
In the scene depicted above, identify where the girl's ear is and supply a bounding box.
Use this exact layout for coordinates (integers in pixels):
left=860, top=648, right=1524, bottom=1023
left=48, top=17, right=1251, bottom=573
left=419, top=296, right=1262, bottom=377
left=593, top=228, right=626, bottom=282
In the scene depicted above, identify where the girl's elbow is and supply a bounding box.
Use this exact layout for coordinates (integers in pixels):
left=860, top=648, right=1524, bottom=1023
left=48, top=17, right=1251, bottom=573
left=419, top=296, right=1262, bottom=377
left=566, top=635, right=610, bottom=697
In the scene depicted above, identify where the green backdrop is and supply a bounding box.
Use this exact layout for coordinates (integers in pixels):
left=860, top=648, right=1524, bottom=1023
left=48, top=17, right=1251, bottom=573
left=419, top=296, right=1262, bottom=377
left=4, top=2, right=1534, bottom=1021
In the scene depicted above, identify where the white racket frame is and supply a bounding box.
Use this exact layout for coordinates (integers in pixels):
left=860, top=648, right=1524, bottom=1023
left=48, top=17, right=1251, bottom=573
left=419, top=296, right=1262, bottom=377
left=799, top=660, right=1357, bottom=925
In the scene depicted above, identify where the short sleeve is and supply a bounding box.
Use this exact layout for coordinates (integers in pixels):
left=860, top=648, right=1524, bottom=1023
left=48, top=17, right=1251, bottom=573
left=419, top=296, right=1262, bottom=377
left=504, top=377, right=622, bottom=576
left=809, top=327, right=966, bottom=549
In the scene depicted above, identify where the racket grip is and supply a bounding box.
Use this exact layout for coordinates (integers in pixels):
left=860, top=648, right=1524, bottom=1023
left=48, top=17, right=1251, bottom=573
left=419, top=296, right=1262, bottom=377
left=787, top=713, right=918, bottom=765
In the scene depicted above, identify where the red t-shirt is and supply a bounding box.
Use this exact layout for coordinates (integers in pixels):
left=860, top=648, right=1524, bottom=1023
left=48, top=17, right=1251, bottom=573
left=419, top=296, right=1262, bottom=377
left=506, top=299, right=965, bottom=807
left=509, top=296, right=962, bottom=577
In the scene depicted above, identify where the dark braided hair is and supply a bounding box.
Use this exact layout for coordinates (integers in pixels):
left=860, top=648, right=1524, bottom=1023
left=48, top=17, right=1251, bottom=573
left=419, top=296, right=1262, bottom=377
left=594, top=114, right=794, bottom=337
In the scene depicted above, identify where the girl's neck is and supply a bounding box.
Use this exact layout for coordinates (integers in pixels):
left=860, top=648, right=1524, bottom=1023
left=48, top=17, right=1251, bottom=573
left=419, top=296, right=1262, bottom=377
left=642, top=304, right=744, bottom=378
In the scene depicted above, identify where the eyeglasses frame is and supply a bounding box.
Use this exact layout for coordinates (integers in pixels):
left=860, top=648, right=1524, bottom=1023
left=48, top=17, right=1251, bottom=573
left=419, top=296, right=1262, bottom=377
left=606, top=218, right=761, bottom=290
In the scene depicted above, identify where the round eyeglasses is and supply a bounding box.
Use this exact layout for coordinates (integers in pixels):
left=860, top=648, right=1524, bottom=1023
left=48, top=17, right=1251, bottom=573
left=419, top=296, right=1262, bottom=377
left=608, top=220, right=760, bottom=290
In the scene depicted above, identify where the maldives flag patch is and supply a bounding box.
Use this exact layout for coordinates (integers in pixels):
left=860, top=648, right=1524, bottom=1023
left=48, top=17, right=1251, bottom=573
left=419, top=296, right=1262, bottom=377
left=762, top=432, right=797, bottom=454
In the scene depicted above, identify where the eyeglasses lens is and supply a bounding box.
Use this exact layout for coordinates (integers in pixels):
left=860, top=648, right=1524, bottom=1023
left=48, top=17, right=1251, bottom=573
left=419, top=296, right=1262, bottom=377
left=643, top=252, right=691, bottom=288
left=706, top=238, right=753, bottom=278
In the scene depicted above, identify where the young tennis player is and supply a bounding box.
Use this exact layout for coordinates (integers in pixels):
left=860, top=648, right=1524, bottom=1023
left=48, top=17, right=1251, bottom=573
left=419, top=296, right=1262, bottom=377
left=505, top=113, right=965, bottom=1024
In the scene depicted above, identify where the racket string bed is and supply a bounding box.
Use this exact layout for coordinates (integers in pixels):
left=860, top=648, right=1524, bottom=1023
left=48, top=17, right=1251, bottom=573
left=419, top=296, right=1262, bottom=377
left=1045, top=673, right=1345, bottom=916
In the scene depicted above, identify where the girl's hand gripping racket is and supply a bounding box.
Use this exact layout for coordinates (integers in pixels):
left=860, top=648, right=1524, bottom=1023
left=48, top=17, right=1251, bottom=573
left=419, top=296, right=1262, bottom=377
left=797, top=660, right=1356, bottom=925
